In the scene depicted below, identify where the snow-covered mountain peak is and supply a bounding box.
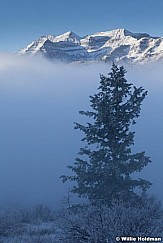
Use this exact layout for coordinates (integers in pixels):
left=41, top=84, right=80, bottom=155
left=19, top=36, right=49, bottom=55
left=92, top=28, right=151, bottom=40
left=52, top=31, right=81, bottom=43
left=18, top=28, right=163, bottom=64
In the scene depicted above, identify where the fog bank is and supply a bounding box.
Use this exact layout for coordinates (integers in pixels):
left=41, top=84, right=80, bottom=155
left=0, top=54, right=162, bottom=208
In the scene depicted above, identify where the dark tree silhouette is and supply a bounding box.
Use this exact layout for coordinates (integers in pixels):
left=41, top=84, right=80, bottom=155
left=62, top=64, right=151, bottom=204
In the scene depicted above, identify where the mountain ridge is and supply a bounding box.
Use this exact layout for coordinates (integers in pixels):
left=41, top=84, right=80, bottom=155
left=18, top=28, right=163, bottom=64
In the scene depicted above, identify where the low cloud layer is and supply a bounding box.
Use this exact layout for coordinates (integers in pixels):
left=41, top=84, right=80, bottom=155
left=0, top=54, right=162, bottom=208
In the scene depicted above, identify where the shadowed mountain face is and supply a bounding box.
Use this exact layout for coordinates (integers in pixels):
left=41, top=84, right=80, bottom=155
left=18, top=29, right=163, bottom=64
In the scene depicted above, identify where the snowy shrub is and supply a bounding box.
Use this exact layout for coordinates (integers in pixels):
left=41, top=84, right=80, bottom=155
left=0, top=198, right=162, bottom=243
left=58, top=196, right=163, bottom=243
left=31, top=204, right=54, bottom=223
left=0, top=210, right=24, bottom=237
left=0, top=205, right=56, bottom=242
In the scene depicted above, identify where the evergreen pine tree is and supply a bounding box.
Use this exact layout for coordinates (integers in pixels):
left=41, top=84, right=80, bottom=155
left=62, top=64, right=151, bottom=204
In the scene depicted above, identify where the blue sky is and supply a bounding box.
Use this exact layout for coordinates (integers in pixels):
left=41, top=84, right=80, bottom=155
left=1, top=0, right=163, bottom=51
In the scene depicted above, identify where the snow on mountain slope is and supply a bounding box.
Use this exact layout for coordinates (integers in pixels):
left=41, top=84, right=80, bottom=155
left=18, top=28, right=163, bottom=64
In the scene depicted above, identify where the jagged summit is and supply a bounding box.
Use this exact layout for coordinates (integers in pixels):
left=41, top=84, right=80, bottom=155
left=91, top=28, right=151, bottom=40
left=93, top=28, right=130, bottom=37
left=52, top=31, right=81, bottom=43
left=18, top=28, right=163, bottom=64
